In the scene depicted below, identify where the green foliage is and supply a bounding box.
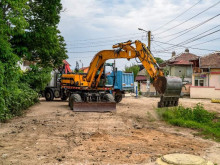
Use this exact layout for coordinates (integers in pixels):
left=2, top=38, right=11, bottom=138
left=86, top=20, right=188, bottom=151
left=12, top=0, right=68, bottom=68
left=154, top=57, right=164, bottom=64
left=0, top=0, right=67, bottom=122
left=125, top=64, right=140, bottom=80
left=4, top=83, right=38, bottom=118
left=157, top=103, right=220, bottom=141
left=21, top=65, right=52, bottom=93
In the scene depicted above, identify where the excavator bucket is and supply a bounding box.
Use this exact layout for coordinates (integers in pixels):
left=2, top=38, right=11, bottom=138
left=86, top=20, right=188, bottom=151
left=70, top=102, right=116, bottom=112
left=154, top=76, right=182, bottom=108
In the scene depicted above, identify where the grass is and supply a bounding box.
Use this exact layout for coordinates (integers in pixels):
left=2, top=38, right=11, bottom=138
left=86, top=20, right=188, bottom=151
left=157, top=103, right=220, bottom=142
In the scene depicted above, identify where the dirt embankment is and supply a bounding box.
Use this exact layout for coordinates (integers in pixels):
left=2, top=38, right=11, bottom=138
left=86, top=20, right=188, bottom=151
left=0, top=97, right=219, bottom=164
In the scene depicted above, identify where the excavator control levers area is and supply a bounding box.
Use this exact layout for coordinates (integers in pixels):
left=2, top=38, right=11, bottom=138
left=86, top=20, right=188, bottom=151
left=61, top=40, right=182, bottom=111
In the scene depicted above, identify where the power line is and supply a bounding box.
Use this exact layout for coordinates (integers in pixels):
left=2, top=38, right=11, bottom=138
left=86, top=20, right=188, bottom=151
left=190, top=37, right=220, bottom=46
left=159, top=25, right=220, bottom=51
left=154, top=0, right=220, bottom=35
left=67, top=35, right=143, bottom=46
left=164, top=14, right=220, bottom=42
left=153, top=40, right=219, bottom=52
left=66, top=32, right=142, bottom=43
left=153, top=0, right=202, bottom=32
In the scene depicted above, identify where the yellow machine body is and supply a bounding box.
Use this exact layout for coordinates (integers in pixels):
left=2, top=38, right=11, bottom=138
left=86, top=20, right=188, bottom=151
left=61, top=40, right=182, bottom=111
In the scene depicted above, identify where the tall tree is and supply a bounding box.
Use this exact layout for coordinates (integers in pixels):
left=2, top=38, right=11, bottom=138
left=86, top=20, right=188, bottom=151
left=0, top=0, right=31, bottom=120
left=12, top=0, right=67, bottom=68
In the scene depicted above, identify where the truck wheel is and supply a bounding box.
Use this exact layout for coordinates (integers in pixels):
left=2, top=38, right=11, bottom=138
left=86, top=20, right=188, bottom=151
left=115, top=92, right=123, bottom=103
left=103, top=94, right=115, bottom=103
left=69, top=94, right=82, bottom=110
left=45, top=90, right=54, bottom=101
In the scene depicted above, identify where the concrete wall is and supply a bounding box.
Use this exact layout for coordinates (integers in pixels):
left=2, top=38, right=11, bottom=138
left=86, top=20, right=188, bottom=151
left=190, top=86, right=220, bottom=99
left=169, top=65, right=192, bottom=79
left=209, top=69, right=220, bottom=89
left=140, top=81, right=148, bottom=93
left=182, top=84, right=191, bottom=95
left=192, top=68, right=220, bottom=88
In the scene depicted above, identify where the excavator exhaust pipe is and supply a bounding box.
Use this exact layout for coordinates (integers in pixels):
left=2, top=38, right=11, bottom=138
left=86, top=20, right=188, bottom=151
left=154, top=76, right=182, bottom=108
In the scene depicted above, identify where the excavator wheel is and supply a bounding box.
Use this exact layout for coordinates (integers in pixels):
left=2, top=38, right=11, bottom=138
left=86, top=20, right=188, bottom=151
left=69, top=94, right=82, bottom=110
left=103, top=94, right=115, bottom=102
left=114, top=91, right=123, bottom=103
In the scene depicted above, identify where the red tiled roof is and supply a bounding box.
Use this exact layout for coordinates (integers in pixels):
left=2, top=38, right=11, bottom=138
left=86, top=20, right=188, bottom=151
left=200, top=52, right=220, bottom=68
left=161, top=51, right=198, bottom=66
left=136, top=75, right=147, bottom=81
left=80, top=67, right=89, bottom=70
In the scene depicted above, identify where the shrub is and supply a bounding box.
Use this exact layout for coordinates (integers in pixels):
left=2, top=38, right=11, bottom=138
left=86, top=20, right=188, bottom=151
left=157, top=104, right=220, bottom=142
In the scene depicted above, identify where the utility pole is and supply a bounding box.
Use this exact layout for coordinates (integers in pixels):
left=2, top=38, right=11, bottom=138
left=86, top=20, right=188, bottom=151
left=138, top=28, right=151, bottom=51
left=79, top=60, right=83, bottom=69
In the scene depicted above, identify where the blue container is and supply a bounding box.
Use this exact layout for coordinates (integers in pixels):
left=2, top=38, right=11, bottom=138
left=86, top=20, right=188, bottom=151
left=107, top=71, right=134, bottom=91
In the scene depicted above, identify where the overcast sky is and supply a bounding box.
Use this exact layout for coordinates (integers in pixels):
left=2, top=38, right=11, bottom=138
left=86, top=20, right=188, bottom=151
left=58, top=0, right=220, bottom=70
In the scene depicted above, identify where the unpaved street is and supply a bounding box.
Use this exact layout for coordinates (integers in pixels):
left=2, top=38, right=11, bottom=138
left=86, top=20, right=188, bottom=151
left=0, top=97, right=220, bottom=165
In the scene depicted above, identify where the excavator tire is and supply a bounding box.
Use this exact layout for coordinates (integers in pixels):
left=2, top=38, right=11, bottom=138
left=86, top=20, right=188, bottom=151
left=69, top=94, right=82, bottom=110
left=114, top=91, right=123, bottom=103
left=103, top=94, right=115, bottom=102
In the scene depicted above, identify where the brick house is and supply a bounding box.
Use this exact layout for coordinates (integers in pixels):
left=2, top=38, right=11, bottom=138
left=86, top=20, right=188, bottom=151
left=190, top=52, right=220, bottom=99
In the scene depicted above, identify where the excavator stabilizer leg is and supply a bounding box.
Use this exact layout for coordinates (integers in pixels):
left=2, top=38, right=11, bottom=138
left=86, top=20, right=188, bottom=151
left=154, top=76, right=182, bottom=108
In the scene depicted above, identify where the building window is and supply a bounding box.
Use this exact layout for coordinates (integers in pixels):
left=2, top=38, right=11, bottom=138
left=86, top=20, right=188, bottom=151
left=195, top=79, right=204, bottom=86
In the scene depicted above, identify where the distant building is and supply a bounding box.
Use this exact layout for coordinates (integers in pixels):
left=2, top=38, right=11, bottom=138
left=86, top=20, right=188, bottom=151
left=80, top=67, right=89, bottom=73
left=160, top=49, right=198, bottom=83
left=190, top=52, right=220, bottom=99
left=160, top=49, right=199, bottom=96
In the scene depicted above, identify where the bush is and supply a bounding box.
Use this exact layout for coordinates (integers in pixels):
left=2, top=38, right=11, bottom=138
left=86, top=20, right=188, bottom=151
left=157, top=103, right=220, bottom=142
left=20, top=65, right=52, bottom=93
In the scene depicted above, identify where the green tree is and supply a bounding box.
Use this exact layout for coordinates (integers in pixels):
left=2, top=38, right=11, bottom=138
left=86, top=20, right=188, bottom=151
left=12, top=0, right=67, bottom=68
left=155, top=57, right=164, bottom=64
left=124, top=64, right=140, bottom=80
left=0, top=0, right=36, bottom=121
left=0, top=0, right=67, bottom=121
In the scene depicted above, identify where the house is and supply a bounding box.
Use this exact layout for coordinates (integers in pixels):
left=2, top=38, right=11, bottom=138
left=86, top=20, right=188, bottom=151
left=80, top=67, right=89, bottom=73
left=135, top=69, right=157, bottom=96
left=190, top=52, right=220, bottom=99
left=160, top=49, right=199, bottom=95
left=19, top=59, right=35, bottom=71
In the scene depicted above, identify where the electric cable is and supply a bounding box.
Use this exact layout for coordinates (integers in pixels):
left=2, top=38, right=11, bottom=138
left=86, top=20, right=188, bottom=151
left=166, top=14, right=220, bottom=42
left=153, top=0, right=203, bottom=32
left=154, top=0, right=220, bottom=35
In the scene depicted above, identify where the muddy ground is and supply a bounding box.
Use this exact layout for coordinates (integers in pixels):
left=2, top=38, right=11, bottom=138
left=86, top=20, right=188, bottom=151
left=0, top=97, right=220, bottom=165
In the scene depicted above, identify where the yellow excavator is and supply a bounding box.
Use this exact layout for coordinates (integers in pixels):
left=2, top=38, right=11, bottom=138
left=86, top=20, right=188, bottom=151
left=61, top=40, right=182, bottom=111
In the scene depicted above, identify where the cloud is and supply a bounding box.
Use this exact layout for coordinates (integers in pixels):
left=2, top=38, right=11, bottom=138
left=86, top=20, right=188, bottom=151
left=59, top=0, right=220, bottom=68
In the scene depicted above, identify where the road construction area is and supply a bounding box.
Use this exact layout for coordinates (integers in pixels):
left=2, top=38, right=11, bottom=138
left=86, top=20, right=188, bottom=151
left=0, top=97, right=220, bottom=165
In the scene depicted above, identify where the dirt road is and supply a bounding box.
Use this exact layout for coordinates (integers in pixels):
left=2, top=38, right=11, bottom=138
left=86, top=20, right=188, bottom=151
left=0, top=97, right=220, bottom=165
